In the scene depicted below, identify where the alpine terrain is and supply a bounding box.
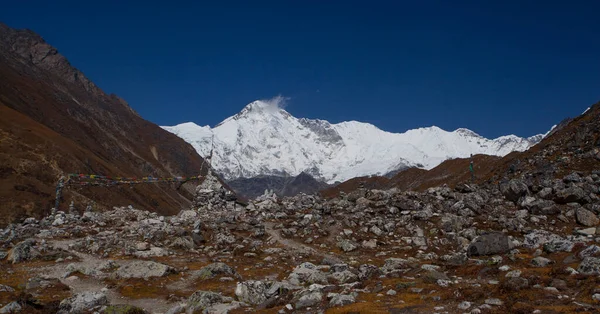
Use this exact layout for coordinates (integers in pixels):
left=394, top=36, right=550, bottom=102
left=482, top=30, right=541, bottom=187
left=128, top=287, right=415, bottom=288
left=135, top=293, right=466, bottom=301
left=164, top=97, right=544, bottom=185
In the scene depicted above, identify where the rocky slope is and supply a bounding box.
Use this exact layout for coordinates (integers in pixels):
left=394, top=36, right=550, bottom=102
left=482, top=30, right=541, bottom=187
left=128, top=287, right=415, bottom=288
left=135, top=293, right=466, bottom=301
left=1, top=151, right=600, bottom=313
left=164, top=98, right=544, bottom=184
left=0, top=23, right=208, bottom=226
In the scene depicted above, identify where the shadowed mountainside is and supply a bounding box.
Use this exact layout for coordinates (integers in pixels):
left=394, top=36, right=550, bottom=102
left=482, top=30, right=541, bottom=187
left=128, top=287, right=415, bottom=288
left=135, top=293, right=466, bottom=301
left=0, top=23, right=209, bottom=226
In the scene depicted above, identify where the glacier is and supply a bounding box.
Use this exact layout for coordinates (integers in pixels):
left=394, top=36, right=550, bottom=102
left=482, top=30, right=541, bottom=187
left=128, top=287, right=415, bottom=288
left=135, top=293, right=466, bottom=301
left=163, top=100, right=543, bottom=184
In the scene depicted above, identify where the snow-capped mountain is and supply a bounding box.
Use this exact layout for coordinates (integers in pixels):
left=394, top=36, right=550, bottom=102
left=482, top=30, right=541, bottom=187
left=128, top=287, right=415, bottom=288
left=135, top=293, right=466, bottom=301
left=163, top=99, right=543, bottom=184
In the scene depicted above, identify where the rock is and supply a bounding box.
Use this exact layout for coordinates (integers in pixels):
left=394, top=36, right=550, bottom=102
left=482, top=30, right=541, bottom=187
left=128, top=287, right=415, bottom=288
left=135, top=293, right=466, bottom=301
left=0, top=284, right=15, bottom=292
left=358, top=264, right=381, bottom=281
left=505, top=270, right=521, bottom=278
left=0, top=302, right=22, bottom=314
left=7, top=238, right=36, bottom=263
left=386, top=289, right=397, bottom=295
left=576, top=208, right=599, bottom=226
left=190, top=262, right=237, bottom=280
left=577, top=227, right=597, bottom=236
left=593, top=294, right=600, bottom=302
left=135, top=242, right=149, bottom=251
left=578, top=257, right=600, bottom=275
left=235, top=280, right=268, bottom=305
left=579, top=245, right=600, bottom=259
left=295, top=291, right=323, bottom=309
left=370, top=225, right=384, bottom=236
left=337, top=239, right=358, bottom=252
left=188, top=290, right=233, bottom=313
left=467, top=233, right=511, bottom=256
left=500, top=180, right=528, bottom=202
left=550, top=279, right=567, bottom=291
left=502, top=277, right=529, bottom=291
left=381, top=258, right=409, bottom=273
left=362, top=239, right=377, bottom=249
left=329, top=294, right=356, bottom=307
left=288, top=262, right=328, bottom=285
left=484, top=298, right=503, bottom=306
left=114, top=261, right=173, bottom=279
left=523, top=230, right=566, bottom=249
left=458, top=301, right=471, bottom=310
left=563, top=173, right=582, bottom=183
left=531, top=256, right=552, bottom=267
left=328, top=270, right=358, bottom=284
left=58, top=292, right=108, bottom=314
left=555, top=186, right=587, bottom=204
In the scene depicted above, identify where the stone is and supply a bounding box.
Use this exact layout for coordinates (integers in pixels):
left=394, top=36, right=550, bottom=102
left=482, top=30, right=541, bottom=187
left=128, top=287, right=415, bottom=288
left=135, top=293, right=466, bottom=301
left=188, top=290, right=232, bottom=313
left=576, top=208, right=599, bottom=227
left=578, top=257, right=600, bottom=275
left=531, top=256, right=552, bottom=267
left=58, top=292, right=108, bottom=314
left=563, top=173, right=582, bottom=183
left=579, top=245, right=600, bottom=259
left=555, top=186, right=587, bottom=204
left=577, top=228, right=597, bottom=236
left=362, top=239, right=377, bottom=249
left=484, top=298, right=503, bottom=306
left=505, top=270, right=521, bottom=278
left=288, top=262, right=328, bottom=285
left=7, top=238, right=36, bottom=263
left=0, top=284, right=15, bottom=292
left=337, top=239, right=358, bottom=252
left=386, top=289, right=397, bottom=296
left=190, top=262, right=237, bottom=280
left=358, top=264, right=381, bottom=281
left=328, top=270, right=358, bottom=284
left=329, top=294, right=356, bottom=307
left=235, top=280, right=268, bottom=305
left=295, top=291, right=323, bottom=309
left=370, top=225, right=384, bottom=236
left=458, top=301, right=471, bottom=310
left=381, top=258, right=409, bottom=273
left=0, top=302, right=22, bottom=314
left=467, top=233, right=511, bottom=256
left=500, top=180, right=528, bottom=202
left=114, top=261, right=173, bottom=279
left=135, top=242, right=149, bottom=251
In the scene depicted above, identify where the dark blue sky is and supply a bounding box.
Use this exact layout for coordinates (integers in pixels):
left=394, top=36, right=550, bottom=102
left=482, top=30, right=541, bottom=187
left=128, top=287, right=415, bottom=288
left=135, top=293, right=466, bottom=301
left=2, top=1, right=599, bottom=138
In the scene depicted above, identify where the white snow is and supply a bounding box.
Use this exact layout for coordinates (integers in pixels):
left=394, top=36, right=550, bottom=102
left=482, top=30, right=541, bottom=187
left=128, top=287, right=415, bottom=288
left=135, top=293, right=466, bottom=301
left=163, top=100, right=544, bottom=184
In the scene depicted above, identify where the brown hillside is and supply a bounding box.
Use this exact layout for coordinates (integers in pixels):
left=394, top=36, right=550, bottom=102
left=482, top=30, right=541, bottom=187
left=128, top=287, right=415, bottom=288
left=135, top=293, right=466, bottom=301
left=0, top=23, right=208, bottom=226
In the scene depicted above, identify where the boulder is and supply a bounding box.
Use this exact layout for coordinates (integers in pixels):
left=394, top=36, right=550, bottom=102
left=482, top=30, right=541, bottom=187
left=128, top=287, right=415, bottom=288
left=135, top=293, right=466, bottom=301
left=0, top=302, right=22, bottom=314
left=190, top=262, right=237, bottom=280
left=577, top=257, right=600, bottom=275
left=555, top=186, right=587, bottom=204
left=114, top=261, right=173, bottom=279
left=329, top=294, right=356, bottom=307
left=576, top=208, right=599, bottom=227
left=187, top=290, right=233, bottom=313
left=58, top=292, right=108, bottom=314
left=467, top=233, right=511, bottom=256
left=337, top=239, right=358, bottom=252
left=500, top=180, right=528, bottom=202
left=8, top=238, right=36, bottom=263
left=235, top=280, right=269, bottom=305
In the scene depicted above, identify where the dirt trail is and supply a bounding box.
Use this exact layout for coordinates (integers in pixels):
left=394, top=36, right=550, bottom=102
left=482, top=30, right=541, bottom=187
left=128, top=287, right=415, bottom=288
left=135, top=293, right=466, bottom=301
left=263, top=222, right=341, bottom=262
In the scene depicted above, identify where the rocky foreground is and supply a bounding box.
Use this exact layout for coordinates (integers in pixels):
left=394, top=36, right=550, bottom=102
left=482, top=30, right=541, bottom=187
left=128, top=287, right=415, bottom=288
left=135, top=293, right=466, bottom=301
left=1, top=170, right=600, bottom=314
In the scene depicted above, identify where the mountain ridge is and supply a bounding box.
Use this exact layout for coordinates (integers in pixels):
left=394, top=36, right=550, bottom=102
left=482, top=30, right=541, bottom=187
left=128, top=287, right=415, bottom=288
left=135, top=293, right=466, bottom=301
left=164, top=99, right=545, bottom=184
